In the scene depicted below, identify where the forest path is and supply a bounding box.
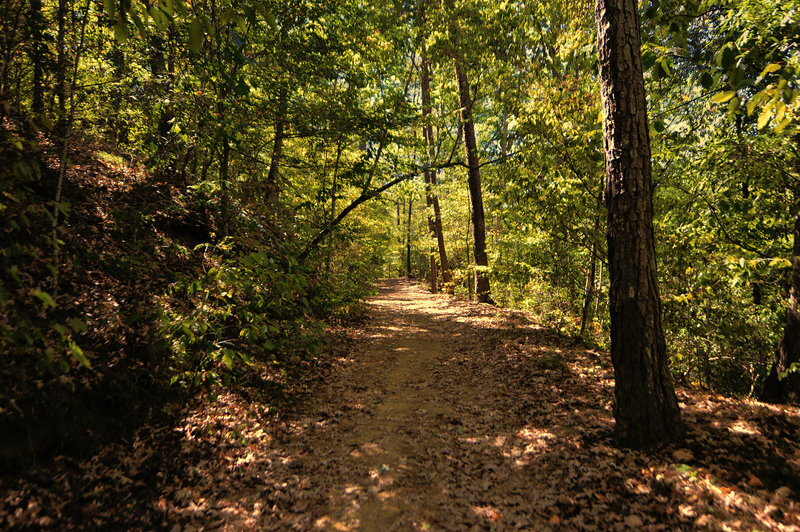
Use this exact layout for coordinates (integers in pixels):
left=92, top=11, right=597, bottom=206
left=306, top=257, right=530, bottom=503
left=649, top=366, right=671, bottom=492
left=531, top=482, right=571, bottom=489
left=271, top=278, right=610, bottom=530
left=257, top=279, right=800, bottom=531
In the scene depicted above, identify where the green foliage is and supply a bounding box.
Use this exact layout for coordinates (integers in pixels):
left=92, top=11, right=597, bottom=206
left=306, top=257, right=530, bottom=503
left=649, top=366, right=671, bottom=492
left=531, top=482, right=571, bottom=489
left=0, top=129, right=89, bottom=381
left=160, top=232, right=379, bottom=387
left=161, top=245, right=321, bottom=386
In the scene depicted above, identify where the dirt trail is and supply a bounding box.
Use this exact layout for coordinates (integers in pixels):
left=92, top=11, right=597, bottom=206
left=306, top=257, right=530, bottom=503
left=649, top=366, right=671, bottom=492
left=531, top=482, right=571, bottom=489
left=293, top=278, right=493, bottom=529
left=271, top=279, right=800, bottom=531
left=4, top=278, right=800, bottom=531
left=275, top=277, right=608, bottom=530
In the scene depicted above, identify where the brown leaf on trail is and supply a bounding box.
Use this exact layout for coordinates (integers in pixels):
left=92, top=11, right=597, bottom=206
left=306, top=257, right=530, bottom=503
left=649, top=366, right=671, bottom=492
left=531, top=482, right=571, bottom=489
left=747, top=474, right=764, bottom=488
left=624, top=514, right=644, bottom=527
left=672, top=449, right=694, bottom=462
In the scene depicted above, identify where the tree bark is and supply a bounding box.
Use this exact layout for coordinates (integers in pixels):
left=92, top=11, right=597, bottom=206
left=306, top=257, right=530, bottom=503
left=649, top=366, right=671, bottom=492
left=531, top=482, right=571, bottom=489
left=763, top=203, right=800, bottom=402
left=218, top=139, right=230, bottom=238
left=580, top=241, right=597, bottom=336
left=266, top=85, right=287, bottom=205
left=445, top=0, right=490, bottom=302
left=55, top=0, right=68, bottom=133
left=28, top=0, right=45, bottom=116
left=407, top=197, right=413, bottom=278
left=421, top=45, right=452, bottom=290
left=595, top=0, right=683, bottom=446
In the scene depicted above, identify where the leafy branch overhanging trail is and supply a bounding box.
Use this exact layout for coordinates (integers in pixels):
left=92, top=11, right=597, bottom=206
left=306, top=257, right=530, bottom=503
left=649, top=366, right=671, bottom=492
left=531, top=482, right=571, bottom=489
left=4, top=279, right=797, bottom=529
left=298, top=152, right=519, bottom=263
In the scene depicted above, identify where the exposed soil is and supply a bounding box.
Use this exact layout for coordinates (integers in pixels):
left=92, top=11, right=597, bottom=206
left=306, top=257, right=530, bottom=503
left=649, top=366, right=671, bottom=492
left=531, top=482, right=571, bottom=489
left=2, top=278, right=799, bottom=530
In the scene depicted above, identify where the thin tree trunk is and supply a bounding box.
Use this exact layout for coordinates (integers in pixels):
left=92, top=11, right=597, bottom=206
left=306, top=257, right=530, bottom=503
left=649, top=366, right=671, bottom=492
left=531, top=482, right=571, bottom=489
left=581, top=215, right=603, bottom=335
left=52, top=0, right=90, bottom=296
left=446, top=1, right=490, bottom=302
left=595, top=259, right=604, bottom=317
left=466, top=209, right=473, bottom=300
left=596, top=0, right=683, bottom=446
left=763, top=201, right=800, bottom=402
left=218, top=139, right=230, bottom=237
left=29, top=0, right=44, bottom=116
left=407, top=197, right=413, bottom=278
left=55, top=0, right=68, bottom=133
left=325, top=135, right=344, bottom=272
left=266, top=86, right=287, bottom=205
left=580, top=242, right=597, bottom=336
left=421, top=44, right=452, bottom=289
left=397, top=200, right=401, bottom=239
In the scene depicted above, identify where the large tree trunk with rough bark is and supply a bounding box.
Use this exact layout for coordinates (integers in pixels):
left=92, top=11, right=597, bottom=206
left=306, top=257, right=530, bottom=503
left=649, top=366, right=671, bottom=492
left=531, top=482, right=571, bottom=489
left=763, top=203, right=800, bottom=402
left=595, top=0, right=683, bottom=447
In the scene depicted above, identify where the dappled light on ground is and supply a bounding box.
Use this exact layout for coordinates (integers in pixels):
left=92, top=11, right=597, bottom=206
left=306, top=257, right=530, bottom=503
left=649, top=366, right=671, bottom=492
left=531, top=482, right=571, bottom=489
left=1, top=278, right=799, bottom=529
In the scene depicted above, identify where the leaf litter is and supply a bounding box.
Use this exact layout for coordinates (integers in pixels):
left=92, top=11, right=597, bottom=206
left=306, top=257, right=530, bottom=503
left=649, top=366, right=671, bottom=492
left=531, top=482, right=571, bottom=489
left=2, top=279, right=799, bottom=530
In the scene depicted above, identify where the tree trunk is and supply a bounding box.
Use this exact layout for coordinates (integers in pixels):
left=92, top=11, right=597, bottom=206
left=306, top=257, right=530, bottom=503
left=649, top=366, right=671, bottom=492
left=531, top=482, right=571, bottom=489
left=580, top=241, right=597, bottom=336
left=266, top=86, right=287, bottom=205
left=421, top=45, right=452, bottom=290
left=218, top=139, right=230, bottom=238
left=28, top=0, right=45, bottom=116
left=446, top=1, right=490, bottom=302
left=407, top=197, right=413, bottom=278
left=55, top=0, right=68, bottom=134
left=763, top=204, right=800, bottom=402
left=595, top=0, right=683, bottom=447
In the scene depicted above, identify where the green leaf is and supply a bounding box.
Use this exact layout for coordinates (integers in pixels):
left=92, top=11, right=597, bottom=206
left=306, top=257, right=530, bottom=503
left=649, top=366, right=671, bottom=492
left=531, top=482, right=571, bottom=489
left=69, top=318, right=88, bottom=333
left=719, top=44, right=736, bottom=70
left=758, top=108, right=772, bottom=130
left=769, top=257, right=792, bottom=268
left=189, top=17, right=204, bottom=53
left=115, top=19, right=130, bottom=43
left=699, top=71, right=713, bottom=89
left=32, top=289, right=56, bottom=309
left=103, top=0, right=116, bottom=18
left=130, top=9, right=147, bottom=37
left=775, top=118, right=792, bottom=134
left=758, top=63, right=781, bottom=79
left=149, top=7, right=168, bottom=29
left=659, top=57, right=671, bottom=76
left=711, top=91, right=736, bottom=104
left=265, top=10, right=277, bottom=31
left=69, top=341, right=91, bottom=369
left=727, top=96, right=740, bottom=115
left=746, top=93, right=762, bottom=116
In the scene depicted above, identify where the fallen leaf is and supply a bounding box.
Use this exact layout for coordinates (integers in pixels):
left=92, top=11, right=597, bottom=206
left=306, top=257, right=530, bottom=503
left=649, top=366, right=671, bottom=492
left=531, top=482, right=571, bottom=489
left=624, top=515, right=644, bottom=527
left=672, top=449, right=693, bottom=462
left=747, top=474, right=763, bottom=488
